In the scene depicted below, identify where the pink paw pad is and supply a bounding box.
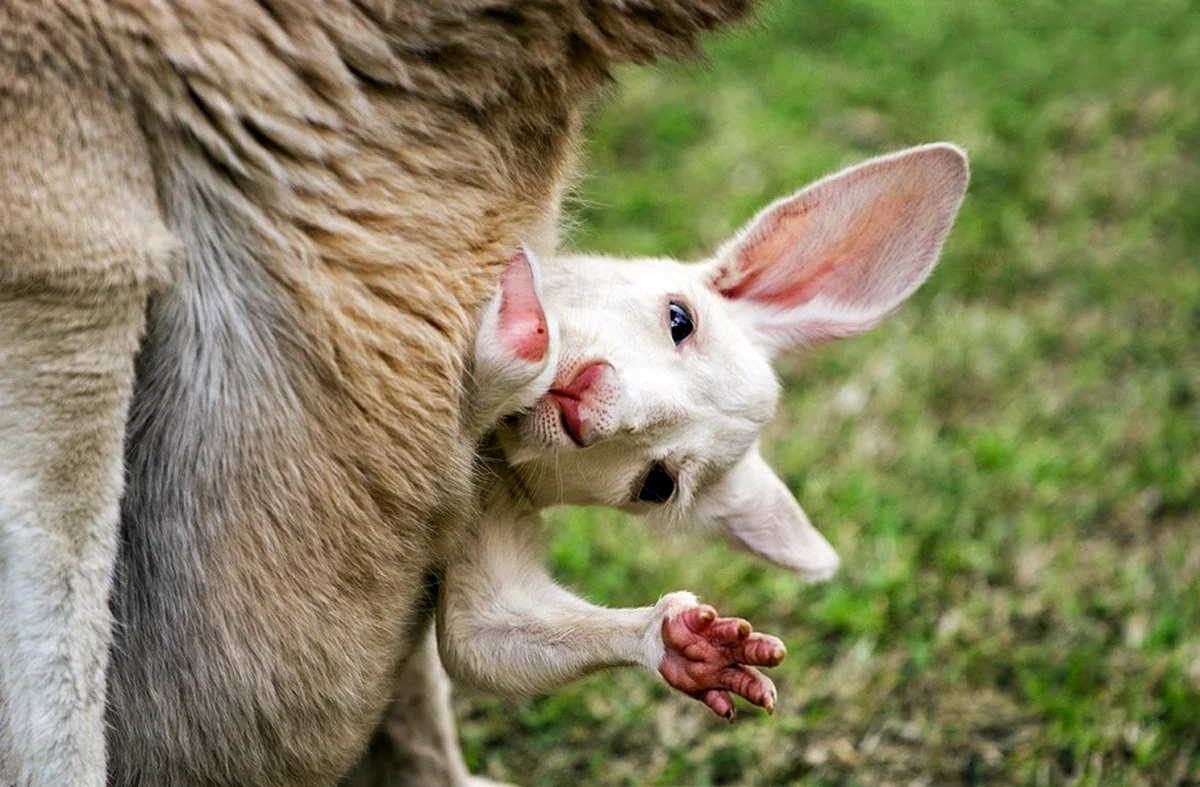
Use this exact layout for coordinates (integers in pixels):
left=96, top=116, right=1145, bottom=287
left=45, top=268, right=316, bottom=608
left=659, top=604, right=786, bottom=721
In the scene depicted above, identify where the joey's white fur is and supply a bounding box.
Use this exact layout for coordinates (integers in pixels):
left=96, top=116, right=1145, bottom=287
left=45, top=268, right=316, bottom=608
left=444, top=252, right=723, bottom=703
left=439, top=144, right=969, bottom=711
left=506, top=143, right=968, bottom=571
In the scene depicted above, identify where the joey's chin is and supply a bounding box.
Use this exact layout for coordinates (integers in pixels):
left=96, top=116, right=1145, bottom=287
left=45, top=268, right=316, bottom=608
left=500, top=401, right=579, bottom=459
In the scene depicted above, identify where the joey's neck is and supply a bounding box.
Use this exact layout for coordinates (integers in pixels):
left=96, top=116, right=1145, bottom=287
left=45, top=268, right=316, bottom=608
left=474, top=435, right=540, bottom=519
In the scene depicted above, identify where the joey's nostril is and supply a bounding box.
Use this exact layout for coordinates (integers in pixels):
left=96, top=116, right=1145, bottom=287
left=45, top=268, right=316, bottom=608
left=546, top=360, right=613, bottom=447
left=550, top=360, right=609, bottom=400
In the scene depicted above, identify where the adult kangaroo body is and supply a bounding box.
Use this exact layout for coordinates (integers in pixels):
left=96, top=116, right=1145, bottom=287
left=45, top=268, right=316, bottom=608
left=0, top=1, right=750, bottom=784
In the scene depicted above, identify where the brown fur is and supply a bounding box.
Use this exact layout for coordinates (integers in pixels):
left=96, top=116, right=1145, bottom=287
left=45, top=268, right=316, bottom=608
left=0, top=0, right=752, bottom=784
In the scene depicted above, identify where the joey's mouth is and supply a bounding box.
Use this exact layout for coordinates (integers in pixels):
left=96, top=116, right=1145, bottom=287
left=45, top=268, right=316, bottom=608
left=550, top=396, right=586, bottom=447
left=535, top=360, right=614, bottom=450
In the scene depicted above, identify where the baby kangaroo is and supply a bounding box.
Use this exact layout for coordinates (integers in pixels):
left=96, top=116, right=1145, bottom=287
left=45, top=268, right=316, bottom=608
left=447, top=144, right=969, bottom=719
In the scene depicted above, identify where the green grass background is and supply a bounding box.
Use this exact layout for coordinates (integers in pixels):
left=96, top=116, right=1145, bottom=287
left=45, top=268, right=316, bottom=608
left=458, top=1, right=1200, bottom=783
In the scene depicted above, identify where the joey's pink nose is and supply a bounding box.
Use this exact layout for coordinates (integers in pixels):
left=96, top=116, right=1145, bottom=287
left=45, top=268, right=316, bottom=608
left=551, top=361, right=607, bottom=400
left=547, top=361, right=612, bottom=447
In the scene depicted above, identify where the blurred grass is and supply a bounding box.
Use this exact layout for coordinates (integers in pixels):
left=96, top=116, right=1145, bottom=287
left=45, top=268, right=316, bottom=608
left=458, top=0, right=1200, bottom=783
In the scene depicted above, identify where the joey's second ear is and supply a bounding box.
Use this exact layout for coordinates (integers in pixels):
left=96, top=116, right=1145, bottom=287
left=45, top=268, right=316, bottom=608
left=701, top=449, right=839, bottom=581
left=492, top=245, right=550, bottom=364
left=706, top=143, right=968, bottom=354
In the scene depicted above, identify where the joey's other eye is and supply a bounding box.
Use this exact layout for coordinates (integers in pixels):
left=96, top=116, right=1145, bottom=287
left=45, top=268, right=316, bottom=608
left=668, top=301, right=694, bottom=345
left=635, top=463, right=676, bottom=503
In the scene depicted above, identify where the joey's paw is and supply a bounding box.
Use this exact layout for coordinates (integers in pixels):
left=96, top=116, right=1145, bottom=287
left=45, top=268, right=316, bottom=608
left=657, top=600, right=785, bottom=721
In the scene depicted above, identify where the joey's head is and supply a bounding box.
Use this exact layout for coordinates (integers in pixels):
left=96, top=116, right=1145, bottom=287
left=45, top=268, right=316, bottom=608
left=496, top=144, right=969, bottom=580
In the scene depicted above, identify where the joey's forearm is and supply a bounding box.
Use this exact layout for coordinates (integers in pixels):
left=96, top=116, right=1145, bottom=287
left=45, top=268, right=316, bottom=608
left=438, top=570, right=663, bottom=697
left=437, top=509, right=787, bottom=720
left=436, top=509, right=673, bottom=697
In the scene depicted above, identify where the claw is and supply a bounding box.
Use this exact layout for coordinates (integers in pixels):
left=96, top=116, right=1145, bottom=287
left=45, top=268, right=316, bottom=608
left=707, top=617, right=753, bottom=645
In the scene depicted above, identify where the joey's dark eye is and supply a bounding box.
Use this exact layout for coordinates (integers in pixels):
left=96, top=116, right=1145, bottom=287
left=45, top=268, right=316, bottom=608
left=668, top=301, right=694, bottom=345
left=635, top=463, right=676, bottom=503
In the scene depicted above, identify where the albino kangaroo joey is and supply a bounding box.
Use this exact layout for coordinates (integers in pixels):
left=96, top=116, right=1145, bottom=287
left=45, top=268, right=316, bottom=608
left=443, top=144, right=969, bottom=719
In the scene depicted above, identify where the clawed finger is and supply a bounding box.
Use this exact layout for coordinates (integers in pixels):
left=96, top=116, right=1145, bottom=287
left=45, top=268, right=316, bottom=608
left=699, top=689, right=735, bottom=721
left=730, top=632, right=787, bottom=667
left=706, top=616, right=752, bottom=645
left=719, top=665, right=777, bottom=713
left=677, top=605, right=718, bottom=635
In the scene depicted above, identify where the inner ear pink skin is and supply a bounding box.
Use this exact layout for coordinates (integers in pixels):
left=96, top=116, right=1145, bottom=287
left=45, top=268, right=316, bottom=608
left=497, top=252, right=549, bottom=363
left=717, top=185, right=924, bottom=311
left=706, top=144, right=969, bottom=349
left=716, top=202, right=819, bottom=308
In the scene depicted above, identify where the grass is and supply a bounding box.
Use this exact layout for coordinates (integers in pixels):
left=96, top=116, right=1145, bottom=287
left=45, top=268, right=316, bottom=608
left=458, top=0, right=1200, bottom=783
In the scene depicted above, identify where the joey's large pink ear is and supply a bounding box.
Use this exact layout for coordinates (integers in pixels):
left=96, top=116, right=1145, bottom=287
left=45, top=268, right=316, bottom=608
left=494, top=246, right=550, bottom=363
left=706, top=143, right=968, bottom=353
left=700, top=449, right=840, bottom=581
